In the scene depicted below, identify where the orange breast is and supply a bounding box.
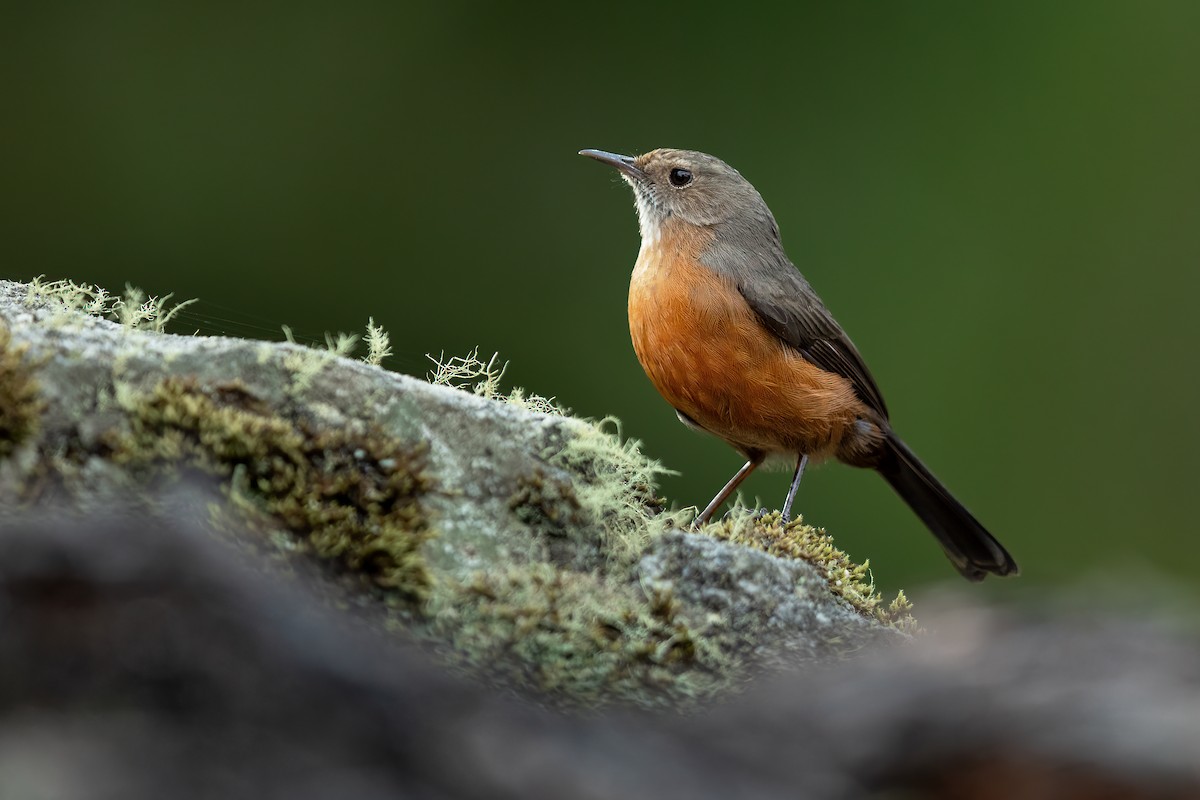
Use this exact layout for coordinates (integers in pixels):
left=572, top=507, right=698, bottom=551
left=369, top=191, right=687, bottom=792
left=627, top=223, right=864, bottom=459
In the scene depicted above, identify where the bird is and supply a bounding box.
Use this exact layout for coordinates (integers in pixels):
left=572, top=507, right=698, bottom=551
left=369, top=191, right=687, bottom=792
left=579, top=147, right=1017, bottom=581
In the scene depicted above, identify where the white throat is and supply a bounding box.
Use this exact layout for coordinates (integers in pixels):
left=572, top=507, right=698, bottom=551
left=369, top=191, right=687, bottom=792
left=634, top=191, right=663, bottom=247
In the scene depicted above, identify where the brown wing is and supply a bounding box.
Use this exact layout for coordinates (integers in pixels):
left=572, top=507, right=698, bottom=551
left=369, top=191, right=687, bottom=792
left=736, top=268, right=890, bottom=420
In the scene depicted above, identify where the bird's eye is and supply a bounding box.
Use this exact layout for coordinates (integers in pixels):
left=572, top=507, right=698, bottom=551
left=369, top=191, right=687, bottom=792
left=668, top=167, right=693, bottom=187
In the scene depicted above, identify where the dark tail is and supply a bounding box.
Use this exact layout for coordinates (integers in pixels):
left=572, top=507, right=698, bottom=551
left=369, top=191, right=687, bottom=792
left=877, top=433, right=1018, bottom=581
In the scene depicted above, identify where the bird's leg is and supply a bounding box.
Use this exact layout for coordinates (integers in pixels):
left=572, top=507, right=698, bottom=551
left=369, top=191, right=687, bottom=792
left=694, top=456, right=763, bottom=527
left=780, top=453, right=809, bottom=524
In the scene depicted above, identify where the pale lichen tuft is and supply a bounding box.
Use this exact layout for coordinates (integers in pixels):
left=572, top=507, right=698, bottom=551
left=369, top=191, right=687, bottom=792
left=363, top=317, right=393, bottom=366
left=428, top=347, right=568, bottom=416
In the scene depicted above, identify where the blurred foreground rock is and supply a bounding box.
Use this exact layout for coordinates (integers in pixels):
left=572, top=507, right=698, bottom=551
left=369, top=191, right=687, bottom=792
left=0, top=505, right=1197, bottom=800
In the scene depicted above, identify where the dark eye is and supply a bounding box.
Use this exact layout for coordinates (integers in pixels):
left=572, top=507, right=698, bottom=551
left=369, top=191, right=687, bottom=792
left=668, top=167, right=693, bottom=187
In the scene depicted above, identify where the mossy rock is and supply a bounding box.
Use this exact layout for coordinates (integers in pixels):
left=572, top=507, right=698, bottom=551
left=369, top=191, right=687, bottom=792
left=0, top=278, right=908, bottom=711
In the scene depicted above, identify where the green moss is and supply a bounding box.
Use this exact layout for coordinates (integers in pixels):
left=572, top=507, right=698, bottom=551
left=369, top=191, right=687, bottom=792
left=114, top=377, right=433, bottom=602
left=0, top=322, right=43, bottom=458
left=509, top=468, right=587, bottom=536
left=702, top=509, right=917, bottom=632
left=425, top=562, right=729, bottom=709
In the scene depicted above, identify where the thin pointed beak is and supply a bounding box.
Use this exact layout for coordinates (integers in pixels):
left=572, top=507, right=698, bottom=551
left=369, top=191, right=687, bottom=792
left=579, top=149, right=646, bottom=181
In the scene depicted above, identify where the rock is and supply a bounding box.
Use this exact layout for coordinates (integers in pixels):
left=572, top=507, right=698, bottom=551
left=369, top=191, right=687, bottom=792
left=0, top=504, right=1197, bottom=799
left=0, top=278, right=905, bottom=709
left=3, top=279, right=1199, bottom=798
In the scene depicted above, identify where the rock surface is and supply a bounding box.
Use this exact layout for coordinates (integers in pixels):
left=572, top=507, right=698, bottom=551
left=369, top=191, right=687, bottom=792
left=0, top=279, right=903, bottom=709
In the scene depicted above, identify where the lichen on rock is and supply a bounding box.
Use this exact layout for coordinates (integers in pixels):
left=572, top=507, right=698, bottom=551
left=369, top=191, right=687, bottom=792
left=414, top=350, right=910, bottom=708
left=0, top=278, right=909, bottom=712
left=703, top=509, right=916, bottom=631
left=424, top=563, right=730, bottom=708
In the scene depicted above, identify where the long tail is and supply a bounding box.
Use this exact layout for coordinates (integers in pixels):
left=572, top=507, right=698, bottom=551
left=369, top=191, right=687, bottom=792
left=876, top=433, right=1018, bottom=581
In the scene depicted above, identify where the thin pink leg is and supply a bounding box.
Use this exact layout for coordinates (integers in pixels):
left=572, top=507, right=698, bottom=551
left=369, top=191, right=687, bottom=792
left=693, top=457, right=763, bottom=526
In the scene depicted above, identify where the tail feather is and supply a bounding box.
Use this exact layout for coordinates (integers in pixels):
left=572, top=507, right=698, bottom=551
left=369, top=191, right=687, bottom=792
left=877, top=433, right=1018, bottom=581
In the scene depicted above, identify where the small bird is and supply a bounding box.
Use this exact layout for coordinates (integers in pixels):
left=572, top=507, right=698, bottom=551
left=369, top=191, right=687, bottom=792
left=580, top=147, right=1017, bottom=581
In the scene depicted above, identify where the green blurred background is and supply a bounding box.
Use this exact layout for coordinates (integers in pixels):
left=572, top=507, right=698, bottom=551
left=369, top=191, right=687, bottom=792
left=4, top=3, right=1198, bottom=598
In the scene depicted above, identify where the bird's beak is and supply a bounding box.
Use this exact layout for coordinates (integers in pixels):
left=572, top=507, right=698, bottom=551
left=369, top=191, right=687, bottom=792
left=579, top=149, right=646, bottom=181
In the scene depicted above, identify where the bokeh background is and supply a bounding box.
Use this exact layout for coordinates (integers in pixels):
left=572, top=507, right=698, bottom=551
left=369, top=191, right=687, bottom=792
left=4, top=3, right=1198, bottom=598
